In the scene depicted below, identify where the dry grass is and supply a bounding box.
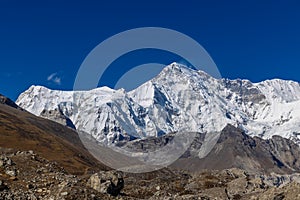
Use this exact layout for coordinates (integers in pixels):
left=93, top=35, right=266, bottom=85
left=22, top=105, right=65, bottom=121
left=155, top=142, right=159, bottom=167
left=0, top=104, right=108, bottom=175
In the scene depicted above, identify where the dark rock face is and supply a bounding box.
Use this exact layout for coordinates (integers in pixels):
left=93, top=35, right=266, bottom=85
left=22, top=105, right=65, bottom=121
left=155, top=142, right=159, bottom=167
left=0, top=94, right=21, bottom=110
left=222, top=79, right=267, bottom=104
left=40, top=108, right=76, bottom=129
left=267, top=135, right=300, bottom=170
left=120, top=132, right=177, bottom=153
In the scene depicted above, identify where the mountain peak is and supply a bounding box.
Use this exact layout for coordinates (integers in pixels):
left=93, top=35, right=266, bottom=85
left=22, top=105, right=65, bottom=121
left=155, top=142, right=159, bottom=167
left=161, top=62, right=210, bottom=77
left=160, top=62, right=193, bottom=74
left=28, top=85, right=50, bottom=92
left=218, top=124, right=249, bottom=143
left=166, top=62, right=189, bottom=69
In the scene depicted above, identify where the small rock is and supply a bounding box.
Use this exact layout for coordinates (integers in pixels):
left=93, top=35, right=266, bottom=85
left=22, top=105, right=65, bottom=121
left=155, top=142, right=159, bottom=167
left=27, top=184, right=34, bottom=189
left=274, top=193, right=285, bottom=200
left=61, top=192, right=68, bottom=196
left=5, top=169, right=16, bottom=177
left=6, top=159, right=12, bottom=166
left=0, top=180, right=8, bottom=191
left=37, top=188, right=43, bottom=193
left=28, top=194, right=37, bottom=200
left=9, top=176, right=17, bottom=181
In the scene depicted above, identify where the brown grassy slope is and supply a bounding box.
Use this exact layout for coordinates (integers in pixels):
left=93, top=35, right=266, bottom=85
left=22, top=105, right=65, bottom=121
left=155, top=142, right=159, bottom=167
left=0, top=103, right=108, bottom=175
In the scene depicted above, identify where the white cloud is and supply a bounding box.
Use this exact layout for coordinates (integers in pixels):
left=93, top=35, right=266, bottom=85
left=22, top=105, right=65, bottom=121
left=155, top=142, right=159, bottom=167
left=47, top=73, right=56, bottom=81
left=47, top=72, right=61, bottom=85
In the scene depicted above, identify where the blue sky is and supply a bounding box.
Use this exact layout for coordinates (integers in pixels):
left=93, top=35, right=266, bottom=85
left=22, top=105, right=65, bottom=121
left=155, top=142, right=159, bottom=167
left=0, top=0, right=300, bottom=100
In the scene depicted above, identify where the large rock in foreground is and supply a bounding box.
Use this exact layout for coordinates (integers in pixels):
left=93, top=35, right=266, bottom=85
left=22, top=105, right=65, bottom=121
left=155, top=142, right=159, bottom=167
left=87, top=171, right=124, bottom=196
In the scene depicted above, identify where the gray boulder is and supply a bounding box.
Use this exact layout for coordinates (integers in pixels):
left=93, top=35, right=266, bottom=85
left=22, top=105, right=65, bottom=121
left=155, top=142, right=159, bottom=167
left=87, top=171, right=124, bottom=196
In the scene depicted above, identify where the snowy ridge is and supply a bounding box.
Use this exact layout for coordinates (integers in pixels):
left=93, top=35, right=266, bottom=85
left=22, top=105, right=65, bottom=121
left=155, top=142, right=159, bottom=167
left=255, top=79, right=300, bottom=103
left=16, top=62, right=300, bottom=145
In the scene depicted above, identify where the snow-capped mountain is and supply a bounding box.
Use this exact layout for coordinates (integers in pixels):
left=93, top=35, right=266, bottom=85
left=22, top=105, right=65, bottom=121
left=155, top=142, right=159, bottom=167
left=16, top=62, right=300, bottom=145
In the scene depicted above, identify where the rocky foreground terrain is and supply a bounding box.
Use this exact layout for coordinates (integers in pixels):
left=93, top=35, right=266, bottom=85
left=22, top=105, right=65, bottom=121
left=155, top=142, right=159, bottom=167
left=1, top=147, right=300, bottom=199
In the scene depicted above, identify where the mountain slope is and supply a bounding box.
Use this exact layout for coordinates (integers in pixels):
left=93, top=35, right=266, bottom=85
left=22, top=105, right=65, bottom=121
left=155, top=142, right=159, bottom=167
left=171, top=125, right=300, bottom=174
left=0, top=94, right=21, bottom=110
left=121, top=124, right=300, bottom=174
left=16, top=62, right=300, bottom=146
left=0, top=96, right=107, bottom=174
